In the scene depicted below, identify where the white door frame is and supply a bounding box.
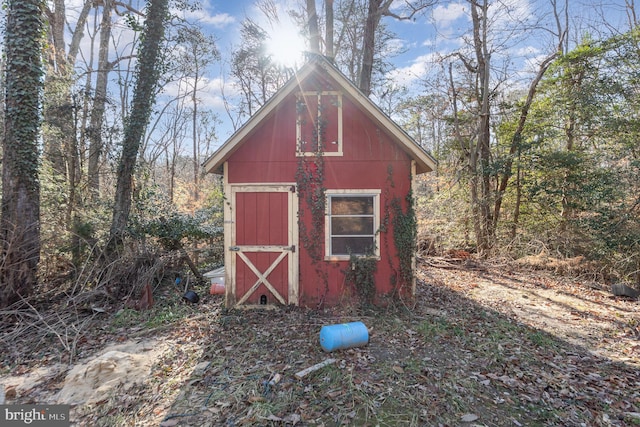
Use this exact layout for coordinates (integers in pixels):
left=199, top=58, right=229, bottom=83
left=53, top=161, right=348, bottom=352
left=223, top=179, right=299, bottom=307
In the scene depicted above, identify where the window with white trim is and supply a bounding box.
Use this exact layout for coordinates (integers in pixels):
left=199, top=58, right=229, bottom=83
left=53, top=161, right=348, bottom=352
left=325, top=190, right=380, bottom=259
left=296, top=91, right=342, bottom=156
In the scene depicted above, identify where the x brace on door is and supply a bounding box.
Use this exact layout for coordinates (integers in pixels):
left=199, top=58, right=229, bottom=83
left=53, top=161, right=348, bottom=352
left=226, top=184, right=299, bottom=306
left=235, top=248, right=289, bottom=305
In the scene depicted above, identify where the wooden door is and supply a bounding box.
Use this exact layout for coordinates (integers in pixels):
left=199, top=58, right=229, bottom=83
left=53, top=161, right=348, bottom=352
left=228, top=185, right=298, bottom=306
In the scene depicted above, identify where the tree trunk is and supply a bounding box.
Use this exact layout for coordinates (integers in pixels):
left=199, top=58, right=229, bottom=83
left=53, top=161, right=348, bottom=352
left=493, top=52, right=558, bottom=233
left=109, top=0, right=170, bottom=246
left=469, top=0, right=493, bottom=256
left=42, top=0, right=69, bottom=175
left=44, top=0, right=91, bottom=181
left=1, top=0, right=44, bottom=307
left=325, top=0, right=334, bottom=59
left=88, top=0, right=113, bottom=197
left=306, top=0, right=320, bottom=54
left=358, top=0, right=382, bottom=96
left=510, top=155, right=522, bottom=240
left=192, top=65, right=200, bottom=203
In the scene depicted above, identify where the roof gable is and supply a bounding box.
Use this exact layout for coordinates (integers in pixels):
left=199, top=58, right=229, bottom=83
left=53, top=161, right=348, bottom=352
left=203, top=56, right=437, bottom=175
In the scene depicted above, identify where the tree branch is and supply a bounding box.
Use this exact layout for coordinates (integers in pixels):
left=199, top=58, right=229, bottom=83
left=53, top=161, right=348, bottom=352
left=114, top=1, right=144, bottom=16
left=382, top=0, right=435, bottom=21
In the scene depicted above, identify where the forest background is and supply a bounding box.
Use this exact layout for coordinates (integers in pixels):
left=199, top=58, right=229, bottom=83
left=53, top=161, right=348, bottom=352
left=1, top=0, right=640, bottom=309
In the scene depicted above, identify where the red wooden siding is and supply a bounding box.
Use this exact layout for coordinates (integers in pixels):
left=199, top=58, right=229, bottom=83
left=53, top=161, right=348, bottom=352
left=235, top=192, right=287, bottom=246
left=227, top=73, right=415, bottom=307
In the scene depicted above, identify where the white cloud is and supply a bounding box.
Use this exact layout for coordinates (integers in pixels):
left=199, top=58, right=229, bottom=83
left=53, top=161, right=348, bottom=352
left=489, top=0, right=534, bottom=32
left=388, top=53, right=438, bottom=88
left=384, top=38, right=409, bottom=57
left=160, top=75, right=228, bottom=110
left=177, top=8, right=236, bottom=28
left=492, top=0, right=533, bottom=21
left=522, top=52, right=553, bottom=73
left=432, top=2, right=467, bottom=27
left=515, top=45, right=541, bottom=57
left=206, top=13, right=237, bottom=28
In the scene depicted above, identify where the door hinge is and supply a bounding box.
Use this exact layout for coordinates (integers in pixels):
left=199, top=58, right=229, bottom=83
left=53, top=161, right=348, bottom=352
left=288, top=245, right=296, bottom=252
left=229, top=246, right=240, bottom=251
left=290, top=185, right=296, bottom=193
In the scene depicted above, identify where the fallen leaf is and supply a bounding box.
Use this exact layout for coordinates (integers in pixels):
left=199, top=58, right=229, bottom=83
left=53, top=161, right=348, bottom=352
left=327, top=390, right=342, bottom=399
left=392, top=365, right=404, bottom=374
left=4, top=386, right=17, bottom=399
left=461, top=413, right=479, bottom=422
left=283, top=413, right=302, bottom=425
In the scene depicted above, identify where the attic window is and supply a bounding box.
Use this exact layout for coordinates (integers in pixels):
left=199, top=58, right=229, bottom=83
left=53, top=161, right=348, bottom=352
left=325, top=190, right=381, bottom=260
left=296, top=91, right=342, bottom=156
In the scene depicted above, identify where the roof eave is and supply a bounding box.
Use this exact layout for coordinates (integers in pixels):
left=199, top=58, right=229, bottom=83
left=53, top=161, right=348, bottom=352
left=203, top=56, right=438, bottom=175
left=202, top=63, right=318, bottom=175
left=319, top=64, right=437, bottom=174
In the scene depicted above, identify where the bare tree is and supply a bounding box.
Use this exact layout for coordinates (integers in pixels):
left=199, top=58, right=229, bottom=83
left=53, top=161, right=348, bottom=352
left=173, top=27, right=219, bottom=203
left=43, top=0, right=93, bottom=234
left=325, top=0, right=334, bottom=58
left=299, top=0, right=432, bottom=95
left=447, top=0, right=563, bottom=255
left=43, top=0, right=93, bottom=176
left=358, top=0, right=434, bottom=95
left=306, top=0, right=321, bottom=53
left=230, top=18, right=290, bottom=119
left=87, top=0, right=114, bottom=197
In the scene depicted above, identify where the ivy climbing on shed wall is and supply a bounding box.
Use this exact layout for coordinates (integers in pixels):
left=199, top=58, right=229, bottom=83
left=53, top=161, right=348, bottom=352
left=295, top=92, right=330, bottom=306
left=382, top=165, right=417, bottom=301
left=391, top=190, right=417, bottom=292
left=343, top=253, right=378, bottom=307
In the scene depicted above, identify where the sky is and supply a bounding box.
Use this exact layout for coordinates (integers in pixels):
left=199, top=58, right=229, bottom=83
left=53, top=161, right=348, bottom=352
left=54, top=0, right=635, bottom=150
left=176, top=0, right=485, bottom=141
left=179, top=0, right=634, bottom=144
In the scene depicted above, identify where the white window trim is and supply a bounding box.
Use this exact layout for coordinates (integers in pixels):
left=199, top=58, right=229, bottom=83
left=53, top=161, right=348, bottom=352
left=296, top=91, right=343, bottom=157
left=324, top=189, right=381, bottom=261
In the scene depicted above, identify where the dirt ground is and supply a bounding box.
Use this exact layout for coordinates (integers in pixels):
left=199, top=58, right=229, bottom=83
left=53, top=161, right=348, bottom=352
left=1, top=258, right=639, bottom=426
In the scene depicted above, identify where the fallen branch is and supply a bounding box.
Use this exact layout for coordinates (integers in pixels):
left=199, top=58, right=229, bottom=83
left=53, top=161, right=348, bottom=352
left=418, top=256, right=487, bottom=271
left=177, top=242, right=205, bottom=283
left=294, top=358, right=336, bottom=380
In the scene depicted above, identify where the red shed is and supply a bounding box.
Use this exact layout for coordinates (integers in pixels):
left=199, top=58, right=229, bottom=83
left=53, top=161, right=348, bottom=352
left=203, top=56, right=436, bottom=308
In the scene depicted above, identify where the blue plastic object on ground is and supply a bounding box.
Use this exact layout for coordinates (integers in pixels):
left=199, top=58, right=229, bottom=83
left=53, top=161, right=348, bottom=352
left=319, top=321, right=369, bottom=352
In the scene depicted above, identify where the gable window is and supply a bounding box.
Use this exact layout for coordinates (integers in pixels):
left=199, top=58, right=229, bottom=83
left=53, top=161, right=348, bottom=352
left=325, top=190, right=380, bottom=260
left=296, top=91, right=342, bottom=156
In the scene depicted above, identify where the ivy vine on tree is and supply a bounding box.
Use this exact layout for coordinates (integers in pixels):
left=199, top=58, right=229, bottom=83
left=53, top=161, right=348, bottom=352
left=1, top=0, right=45, bottom=307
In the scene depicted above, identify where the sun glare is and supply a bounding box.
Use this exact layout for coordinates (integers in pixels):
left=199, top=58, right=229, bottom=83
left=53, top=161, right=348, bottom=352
left=266, top=23, right=307, bottom=68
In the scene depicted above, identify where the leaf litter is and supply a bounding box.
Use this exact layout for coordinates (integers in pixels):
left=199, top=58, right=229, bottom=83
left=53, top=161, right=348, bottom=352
left=1, top=259, right=639, bottom=426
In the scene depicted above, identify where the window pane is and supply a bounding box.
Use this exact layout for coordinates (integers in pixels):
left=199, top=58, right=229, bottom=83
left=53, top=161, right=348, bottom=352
left=332, top=237, right=375, bottom=255
left=332, top=217, right=373, bottom=235
left=331, top=197, right=373, bottom=215
left=320, top=94, right=340, bottom=153
left=297, top=96, right=318, bottom=152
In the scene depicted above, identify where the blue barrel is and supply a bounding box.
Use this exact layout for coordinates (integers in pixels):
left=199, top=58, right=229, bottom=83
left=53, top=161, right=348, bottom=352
left=319, top=321, right=369, bottom=352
